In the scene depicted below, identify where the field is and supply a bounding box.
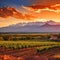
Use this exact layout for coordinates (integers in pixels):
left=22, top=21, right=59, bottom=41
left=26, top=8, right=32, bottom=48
left=0, top=33, right=60, bottom=60
left=0, top=41, right=60, bottom=49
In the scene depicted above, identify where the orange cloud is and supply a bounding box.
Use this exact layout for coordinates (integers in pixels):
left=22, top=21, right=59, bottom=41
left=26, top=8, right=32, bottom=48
left=0, top=6, right=37, bottom=20
left=30, top=4, right=60, bottom=13
left=35, top=8, right=60, bottom=13
left=0, top=4, right=60, bottom=23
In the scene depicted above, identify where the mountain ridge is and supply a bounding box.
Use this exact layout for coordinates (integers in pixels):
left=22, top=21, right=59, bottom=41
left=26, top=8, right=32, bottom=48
left=0, top=21, right=60, bottom=32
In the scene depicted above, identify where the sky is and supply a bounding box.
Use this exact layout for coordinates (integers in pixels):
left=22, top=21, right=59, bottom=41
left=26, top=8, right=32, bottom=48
left=0, top=0, right=60, bottom=27
left=0, top=0, right=60, bottom=7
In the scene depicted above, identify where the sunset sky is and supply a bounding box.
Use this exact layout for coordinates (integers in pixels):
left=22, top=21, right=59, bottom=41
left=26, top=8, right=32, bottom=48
left=0, top=0, right=60, bottom=27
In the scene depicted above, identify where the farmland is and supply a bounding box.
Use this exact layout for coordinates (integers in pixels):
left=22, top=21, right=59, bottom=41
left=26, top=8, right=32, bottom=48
left=0, top=41, right=60, bottom=49
left=0, top=33, right=60, bottom=52
left=0, top=33, right=60, bottom=41
left=0, top=40, right=60, bottom=60
left=0, top=33, right=60, bottom=60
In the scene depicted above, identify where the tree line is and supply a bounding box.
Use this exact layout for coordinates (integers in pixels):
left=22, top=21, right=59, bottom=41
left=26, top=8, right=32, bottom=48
left=0, top=33, right=60, bottom=41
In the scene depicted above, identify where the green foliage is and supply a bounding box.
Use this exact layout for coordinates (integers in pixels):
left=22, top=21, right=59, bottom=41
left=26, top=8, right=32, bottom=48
left=0, top=41, right=60, bottom=50
left=2, top=35, right=10, bottom=40
left=0, top=33, right=60, bottom=41
left=37, top=45, right=60, bottom=53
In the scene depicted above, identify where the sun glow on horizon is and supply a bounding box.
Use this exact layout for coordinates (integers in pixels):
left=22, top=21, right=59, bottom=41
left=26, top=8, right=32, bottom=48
left=0, top=17, right=60, bottom=28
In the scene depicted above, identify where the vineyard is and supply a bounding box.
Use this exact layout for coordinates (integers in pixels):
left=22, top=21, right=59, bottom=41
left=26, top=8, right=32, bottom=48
left=0, top=41, right=60, bottom=51
left=0, top=34, right=60, bottom=60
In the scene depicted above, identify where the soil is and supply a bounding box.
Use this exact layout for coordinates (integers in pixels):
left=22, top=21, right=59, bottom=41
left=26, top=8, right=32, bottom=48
left=0, top=47, right=60, bottom=60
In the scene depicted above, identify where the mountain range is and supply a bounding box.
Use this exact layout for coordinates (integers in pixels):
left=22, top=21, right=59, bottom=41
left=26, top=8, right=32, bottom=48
left=0, top=21, right=60, bottom=32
